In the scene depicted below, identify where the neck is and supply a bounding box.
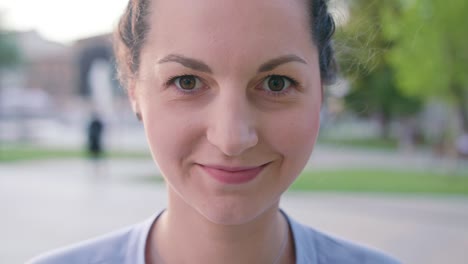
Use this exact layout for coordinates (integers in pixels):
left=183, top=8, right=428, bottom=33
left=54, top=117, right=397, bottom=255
left=147, top=188, right=291, bottom=264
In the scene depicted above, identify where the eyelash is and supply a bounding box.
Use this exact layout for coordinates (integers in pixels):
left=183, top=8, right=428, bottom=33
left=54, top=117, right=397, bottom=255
left=261, top=74, right=299, bottom=97
left=165, top=74, right=205, bottom=95
left=164, top=74, right=300, bottom=97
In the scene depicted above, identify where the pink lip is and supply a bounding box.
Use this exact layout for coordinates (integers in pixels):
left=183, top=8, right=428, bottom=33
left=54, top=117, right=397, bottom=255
left=198, top=163, right=268, bottom=184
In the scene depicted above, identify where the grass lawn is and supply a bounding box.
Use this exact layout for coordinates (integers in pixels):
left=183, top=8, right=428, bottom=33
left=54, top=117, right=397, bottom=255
left=142, top=169, right=468, bottom=196
left=0, top=145, right=151, bottom=162
left=290, top=169, right=468, bottom=195
left=317, top=137, right=399, bottom=151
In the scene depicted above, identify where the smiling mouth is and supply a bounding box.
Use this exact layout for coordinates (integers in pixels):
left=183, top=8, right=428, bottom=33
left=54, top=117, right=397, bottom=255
left=198, top=163, right=270, bottom=184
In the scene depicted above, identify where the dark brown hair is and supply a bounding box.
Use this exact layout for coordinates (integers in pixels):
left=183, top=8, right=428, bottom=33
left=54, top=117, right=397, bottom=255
left=114, top=0, right=337, bottom=89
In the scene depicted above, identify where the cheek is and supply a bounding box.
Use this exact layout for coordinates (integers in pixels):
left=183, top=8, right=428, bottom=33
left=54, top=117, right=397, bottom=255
left=263, top=101, right=321, bottom=174
left=141, top=101, right=201, bottom=174
left=278, top=111, right=319, bottom=154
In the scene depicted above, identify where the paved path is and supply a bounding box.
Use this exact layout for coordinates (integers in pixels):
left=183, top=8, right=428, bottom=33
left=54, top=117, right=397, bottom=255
left=1, top=149, right=467, bottom=264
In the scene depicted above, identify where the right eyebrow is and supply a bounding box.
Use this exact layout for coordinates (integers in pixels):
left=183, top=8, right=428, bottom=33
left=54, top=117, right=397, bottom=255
left=158, top=54, right=213, bottom=74
left=257, top=54, right=308, bottom=72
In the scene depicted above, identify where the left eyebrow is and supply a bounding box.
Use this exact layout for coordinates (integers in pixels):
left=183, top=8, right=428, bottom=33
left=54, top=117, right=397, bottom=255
left=258, top=55, right=308, bottom=73
left=158, top=54, right=213, bottom=73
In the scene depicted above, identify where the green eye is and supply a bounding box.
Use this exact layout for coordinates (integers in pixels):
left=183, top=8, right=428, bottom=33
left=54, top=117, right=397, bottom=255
left=175, top=76, right=201, bottom=91
left=263, top=76, right=291, bottom=92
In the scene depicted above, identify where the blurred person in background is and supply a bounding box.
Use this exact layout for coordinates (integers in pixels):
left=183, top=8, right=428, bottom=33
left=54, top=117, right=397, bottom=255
left=29, top=0, right=400, bottom=263
left=86, top=112, right=105, bottom=176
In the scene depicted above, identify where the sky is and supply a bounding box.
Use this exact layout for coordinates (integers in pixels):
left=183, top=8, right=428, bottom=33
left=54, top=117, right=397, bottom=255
left=0, top=0, right=348, bottom=45
left=0, top=0, right=128, bottom=44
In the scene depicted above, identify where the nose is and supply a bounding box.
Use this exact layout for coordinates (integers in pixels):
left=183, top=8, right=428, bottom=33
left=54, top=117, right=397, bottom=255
left=206, top=93, right=258, bottom=157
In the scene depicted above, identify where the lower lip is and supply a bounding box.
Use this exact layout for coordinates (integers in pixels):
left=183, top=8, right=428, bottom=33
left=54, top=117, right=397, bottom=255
left=199, top=165, right=266, bottom=184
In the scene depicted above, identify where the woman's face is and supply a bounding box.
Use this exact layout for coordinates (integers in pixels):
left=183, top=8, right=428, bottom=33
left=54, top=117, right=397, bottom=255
left=131, top=0, right=322, bottom=225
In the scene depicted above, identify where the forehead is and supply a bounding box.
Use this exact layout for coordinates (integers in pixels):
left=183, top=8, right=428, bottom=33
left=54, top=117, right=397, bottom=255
left=144, top=0, right=315, bottom=73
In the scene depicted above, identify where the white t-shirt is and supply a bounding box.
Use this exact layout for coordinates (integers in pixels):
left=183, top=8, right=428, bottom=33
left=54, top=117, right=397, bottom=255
left=28, top=210, right=400, bottom=264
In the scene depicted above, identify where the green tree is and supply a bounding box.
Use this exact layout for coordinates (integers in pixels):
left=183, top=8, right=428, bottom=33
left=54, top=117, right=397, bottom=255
left=0, top=11, right=20, bottom=68
left=336, top=0, right=423, bottom=138
left=0, top=32, right=19, bottom=68
left=0, top=14, right=21, bottom=91
left=385, top=0, right=468, bottom=132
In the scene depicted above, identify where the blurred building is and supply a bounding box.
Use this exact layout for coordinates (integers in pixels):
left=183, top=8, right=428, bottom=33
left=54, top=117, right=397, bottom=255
left=21, top=30, right=75, bottom=100
left=0, top=30, right=129, bottom=110
left=0, top=30, right=133, bottom=145
left=73, top=34, right=126, bottom=120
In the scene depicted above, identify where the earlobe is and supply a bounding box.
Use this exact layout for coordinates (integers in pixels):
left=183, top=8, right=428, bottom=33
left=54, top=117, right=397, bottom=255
left=136, top=112, right=142, bottom=121
left=127, top=81, right=142, bottom=121
left=130, top=97, right=141, bottom=120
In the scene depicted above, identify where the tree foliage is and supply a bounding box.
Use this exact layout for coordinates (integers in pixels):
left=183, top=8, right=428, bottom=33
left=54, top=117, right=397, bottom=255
left=0, top=15, right=20, bottom=69
left=384, top=0, right=468, bottom=131
left=335, top=0, right=423, bottom=137
left=0, top=32, right=19, bottom=68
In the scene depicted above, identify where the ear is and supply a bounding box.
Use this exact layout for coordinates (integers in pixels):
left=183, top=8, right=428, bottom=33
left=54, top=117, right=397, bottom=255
left=127, top=80, right=141, bottom=118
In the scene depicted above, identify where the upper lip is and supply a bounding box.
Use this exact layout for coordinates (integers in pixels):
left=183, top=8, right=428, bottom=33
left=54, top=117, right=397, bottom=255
left=198, top=162, right=270, bottom=172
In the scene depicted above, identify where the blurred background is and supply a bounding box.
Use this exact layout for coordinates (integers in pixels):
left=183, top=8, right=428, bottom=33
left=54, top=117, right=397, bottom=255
left=0, top=0, right=467, bottom=263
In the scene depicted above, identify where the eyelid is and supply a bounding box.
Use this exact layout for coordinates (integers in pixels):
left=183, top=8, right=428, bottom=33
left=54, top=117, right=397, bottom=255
left=164, top=73, right=300, bottom=97
left=165, top=74, right=209, bottom=95
left=256, top=74, right=299, bottom=96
